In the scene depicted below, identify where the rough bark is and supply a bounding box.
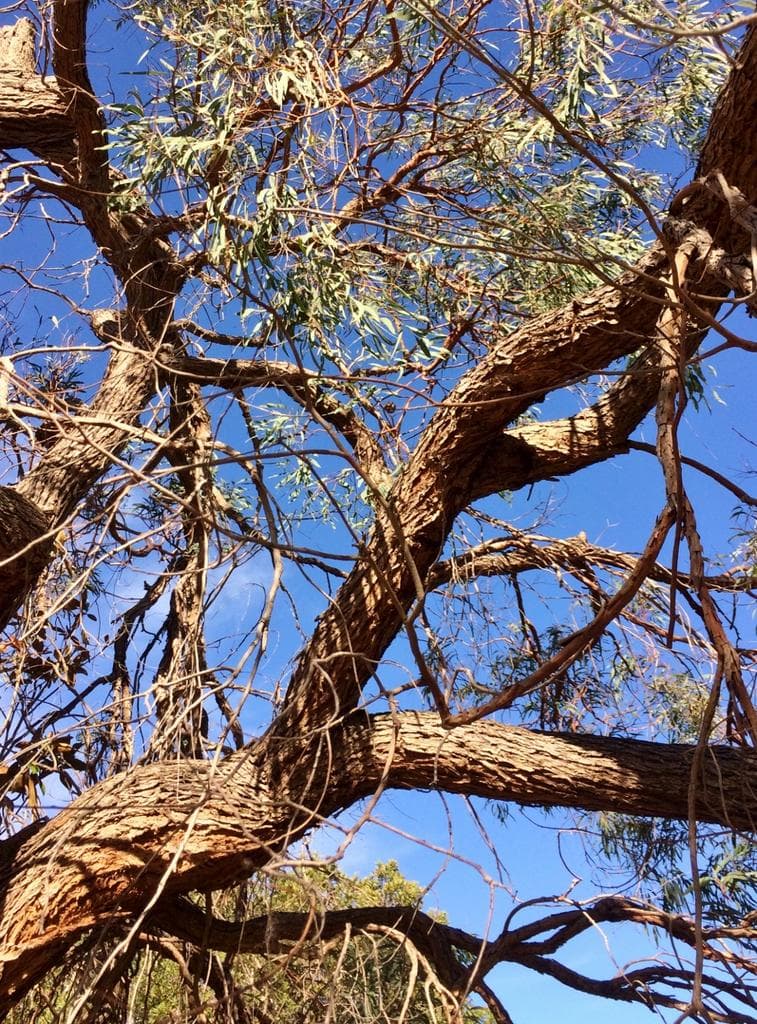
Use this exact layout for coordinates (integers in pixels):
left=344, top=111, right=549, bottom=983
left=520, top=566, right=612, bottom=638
left=275, top=28, right=757, bottom=737
left=0, top=487, right=53, bottom=626
left=0, top=20, right=74, bottom=162
left=0, top=23, right=754, bottom=667
left=149, top=891, right=757, bottom=1018
left=0, top=73, right=74, bottom=164
left=0, top=711, right=754, bottom=1006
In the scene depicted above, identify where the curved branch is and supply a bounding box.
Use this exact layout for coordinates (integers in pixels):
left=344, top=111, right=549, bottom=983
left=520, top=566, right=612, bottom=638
left=497, top=895, right=755, bottom=963
left=150, top=891, right=755, bottom=1023
left=277, top=28, right=757, bottom=736
left=429, top=529, right=755, bottom=595
left=150, top=895, right=476, bottom=988
left=515, top=952, right=753, bottom=1020
left=440, top=505, right=677, bottom=725
left=628, top=440, right=757, bottom=507
left=0, top=711, right=754, bottom=1006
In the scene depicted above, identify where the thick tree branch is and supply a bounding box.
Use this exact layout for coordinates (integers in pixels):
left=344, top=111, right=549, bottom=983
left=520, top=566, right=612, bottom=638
left=0, top=10, right=186, bottom=626
left=0, top=487, right=54, bottom=625
left=0, top=12, right=755, bottom=1019
left=51, top=0, right=106, bottom=190
left=276, top=28, right=757, bottom=736
left=0, top=711, right=754, bottom=1006
left=151, top=895, right=477, bottom=981
left=0, top=21, right=74, bottom=163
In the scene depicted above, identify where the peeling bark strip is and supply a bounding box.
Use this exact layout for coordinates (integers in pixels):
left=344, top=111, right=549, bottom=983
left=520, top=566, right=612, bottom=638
left=0, top=711, right=754, bottom=1005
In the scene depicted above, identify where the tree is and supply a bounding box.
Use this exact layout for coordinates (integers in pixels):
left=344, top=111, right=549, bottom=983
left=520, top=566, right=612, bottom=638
left=0, top=0, right=755, bottom=1020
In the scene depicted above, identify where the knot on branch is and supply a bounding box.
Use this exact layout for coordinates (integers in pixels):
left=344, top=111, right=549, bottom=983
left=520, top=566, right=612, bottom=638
left=662, top=216, right=713, bottom=254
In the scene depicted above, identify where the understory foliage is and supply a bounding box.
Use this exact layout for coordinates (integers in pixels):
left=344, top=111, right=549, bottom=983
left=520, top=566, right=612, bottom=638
left=0, top=0, right=755, bottom=1022
left=10, top=862, right=485, bottom=1024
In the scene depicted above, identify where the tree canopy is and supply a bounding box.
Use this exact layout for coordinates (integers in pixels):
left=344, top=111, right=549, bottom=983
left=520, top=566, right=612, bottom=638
left=0, top=1, right=755, bottom=1021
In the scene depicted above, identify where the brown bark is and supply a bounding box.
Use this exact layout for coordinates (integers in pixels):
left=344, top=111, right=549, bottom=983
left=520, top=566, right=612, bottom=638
left=147, top=890, right=753, bottom=1017
left=0, top=711, right=754, bottom=1005
left=0, top=73, right=74, bottom=164
left=278, top=21, right=757, bottom=737
left=428, top=529, right=754, bottom=595
left=150, top=896, right=474, bottom=1000
left=0, top=23, right=754, bottom=674
left=0, top=344, right=163, bottom=632
left=0, top=487, right=53, bottom=629
left=151, top=895, right=478, bottom=959
left=0, top=20, right=74, bottom=163
left=167, top=352, right=390, bottom=484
